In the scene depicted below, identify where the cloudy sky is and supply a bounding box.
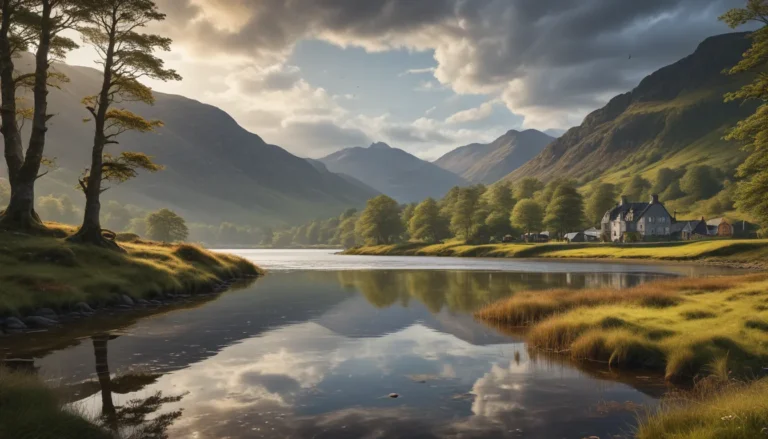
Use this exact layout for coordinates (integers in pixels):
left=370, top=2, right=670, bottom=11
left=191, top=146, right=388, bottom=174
left=65, top=0, right=747, bottom=160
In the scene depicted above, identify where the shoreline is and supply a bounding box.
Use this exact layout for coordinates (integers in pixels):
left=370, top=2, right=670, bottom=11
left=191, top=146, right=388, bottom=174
left=342, top=239, right=768, bottom=270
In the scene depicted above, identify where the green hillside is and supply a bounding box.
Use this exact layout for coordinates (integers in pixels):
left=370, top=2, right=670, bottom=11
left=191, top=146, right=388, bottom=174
left=504, top=33, right=757, bottom=201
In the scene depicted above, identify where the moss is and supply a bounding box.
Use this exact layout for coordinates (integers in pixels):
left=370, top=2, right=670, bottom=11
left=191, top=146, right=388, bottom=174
left=0, top=224, right=262, bottom=316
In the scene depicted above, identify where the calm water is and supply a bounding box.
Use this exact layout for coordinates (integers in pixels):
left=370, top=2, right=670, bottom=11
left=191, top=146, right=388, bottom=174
left=1, top=251, right=738, bottom=438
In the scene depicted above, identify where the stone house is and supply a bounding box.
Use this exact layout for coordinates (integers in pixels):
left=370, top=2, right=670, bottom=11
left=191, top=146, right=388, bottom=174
left=601, top=195, right=674, bottom=242
left=706, top=217, right=733, bottom=237
left=671, top=218, right=709, bottom=240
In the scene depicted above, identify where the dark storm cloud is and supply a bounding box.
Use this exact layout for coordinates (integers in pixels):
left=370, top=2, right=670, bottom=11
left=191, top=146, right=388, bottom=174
left=157, top=0, right=749, bottom=126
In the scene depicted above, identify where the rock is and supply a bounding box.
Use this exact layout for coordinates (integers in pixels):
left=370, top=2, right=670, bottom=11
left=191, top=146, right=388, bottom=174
left=74, top=302, right=94, bottom=313
left=116, top=304, right=132, bottom=309
left=388, top=393, right=399, bottom=398
left=67, top=312, right=83, bottom=319
left=4, top=317, right=26, bottom=330
left=24, top=316, right=58, bottom=328
left=149, top=300, right=162, bottom=305
left=136, top=299, right=149, bottom=305
left=120, top=294, right=134, bottom=306
left=34, top=308, right=58, bottom=321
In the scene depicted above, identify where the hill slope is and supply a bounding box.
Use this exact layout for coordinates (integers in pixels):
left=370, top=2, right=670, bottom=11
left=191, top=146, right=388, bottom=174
left=3, top=55, right=378, bottom=225
left=319, top=142, right=468, bottom=203
left=434, top=129, right=554, bottom=184
left=503, top=32, right=757, bottom=186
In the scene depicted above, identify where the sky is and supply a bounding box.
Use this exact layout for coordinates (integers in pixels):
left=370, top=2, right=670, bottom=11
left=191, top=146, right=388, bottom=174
left=64, top=0, right=749, bottom=160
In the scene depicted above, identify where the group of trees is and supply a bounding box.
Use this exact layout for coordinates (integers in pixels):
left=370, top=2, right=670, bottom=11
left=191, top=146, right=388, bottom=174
left=0, top=0, right=179, bottom=250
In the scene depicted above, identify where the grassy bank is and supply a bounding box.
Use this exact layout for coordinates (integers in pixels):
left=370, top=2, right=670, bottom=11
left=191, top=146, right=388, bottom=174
left=344, top=239, right=768, bottom=268
left=475, top=274, right=768, bottom=381
left=637, top=378, right=768, bottom=439
left=0, top=223, right=262, bottom=317
left=0, top=367, right=110, bottom=439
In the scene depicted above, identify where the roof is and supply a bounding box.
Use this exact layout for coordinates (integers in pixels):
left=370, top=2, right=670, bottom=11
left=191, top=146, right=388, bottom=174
left=605, top=203, right=649, bottom=221
left=671, top=220, right=706, bottom=234
left=564, top=232, right=583, bottom=240
left=706, top=217, right=729, bottom=226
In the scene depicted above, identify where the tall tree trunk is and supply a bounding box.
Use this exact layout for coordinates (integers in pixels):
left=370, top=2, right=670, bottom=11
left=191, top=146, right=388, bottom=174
left=69, top=23, right=122, bottom=250
left=0, top=0, right=52, bottom=231
left=92, top=335, right=118, bottom=433
left=0, top=0, right=24, bottom=199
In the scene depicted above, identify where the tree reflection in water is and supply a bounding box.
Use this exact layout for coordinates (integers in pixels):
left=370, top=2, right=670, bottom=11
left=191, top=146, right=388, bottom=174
left=92, top=334, right=184, bottom=439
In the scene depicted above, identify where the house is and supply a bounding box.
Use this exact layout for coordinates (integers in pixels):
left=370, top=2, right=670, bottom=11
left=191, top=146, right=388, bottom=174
left=564, top=232, right=586, bottom=243
left=522, top=232, right=549, bottom=243
left=670, top=218, right=709, bottom=240
left=706, top=218, right=733, bottom=237
left=601, top=195, right=674, bottom=242
left=583, top=227, right=602, bottom=242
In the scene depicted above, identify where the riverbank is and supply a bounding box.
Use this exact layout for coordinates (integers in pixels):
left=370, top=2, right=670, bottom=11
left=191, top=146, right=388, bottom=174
left=475, top=274, right=768, bottom=381
left=344, top=239, right=768, bottom=269
left=0, top=367, right=110, bottom=439
left=0, top=223, right=262, bottom=332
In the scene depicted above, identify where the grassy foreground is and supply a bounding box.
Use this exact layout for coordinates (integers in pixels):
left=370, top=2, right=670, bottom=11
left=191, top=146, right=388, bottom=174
left=345, top=239, right=768, bottom=268
left=0, top=223, right=262, bottom=317
left=475, top=274, right=768, bottom=381
left=0, top=367, right=110, bottom=439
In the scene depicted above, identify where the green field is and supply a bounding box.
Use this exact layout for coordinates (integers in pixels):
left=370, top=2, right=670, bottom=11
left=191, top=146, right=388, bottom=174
left=344, top=239, right=768, bottom=268
left=0, top=223, right=262, bottom=317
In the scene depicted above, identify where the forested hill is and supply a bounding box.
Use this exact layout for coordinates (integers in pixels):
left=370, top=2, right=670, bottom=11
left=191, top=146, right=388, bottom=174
left=503, top=32, right=758, bottom=186
left=4, top=54, right=379, bottom=225
left=319, top=142, right=469, bottom=203
left=434, top=129, right=554, bottom=184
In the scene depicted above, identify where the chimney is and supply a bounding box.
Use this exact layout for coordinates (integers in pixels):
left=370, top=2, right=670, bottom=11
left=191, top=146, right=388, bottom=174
left=650, top=194, right=659, bottom=204
left=620, top=196, right=628, bottom=206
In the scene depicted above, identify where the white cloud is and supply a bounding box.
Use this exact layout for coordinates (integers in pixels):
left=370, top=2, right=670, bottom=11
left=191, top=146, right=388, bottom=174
left=446, top=100, right=498, bottom=124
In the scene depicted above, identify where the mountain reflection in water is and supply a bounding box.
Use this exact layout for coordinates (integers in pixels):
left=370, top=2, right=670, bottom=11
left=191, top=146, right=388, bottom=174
left=2, top=261, right=709, bottom=439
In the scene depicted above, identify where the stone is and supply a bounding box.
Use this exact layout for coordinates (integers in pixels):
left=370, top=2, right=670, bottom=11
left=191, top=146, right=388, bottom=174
left=34, top=308, right=58, bottom=320
left=74, top=302, right=94, bottom=313
left=4, top=317, right=26, bottom=330
left=388, top=393, right=399, bottom=398
left=120, top=294, right=134, bottom=306
left=24, top=316, right=58, bottom=328
left=136, top=299, right=149, bottom=305
left=149, top=300, right=162, bottom=305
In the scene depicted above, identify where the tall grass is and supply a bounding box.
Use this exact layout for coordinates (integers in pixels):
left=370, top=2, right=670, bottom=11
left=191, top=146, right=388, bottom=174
left=0, top=367, right=110, bottom=439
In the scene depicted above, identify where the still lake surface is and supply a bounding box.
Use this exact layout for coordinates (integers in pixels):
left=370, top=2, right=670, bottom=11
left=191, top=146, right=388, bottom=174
left=1, top=250, right=741, bottom=438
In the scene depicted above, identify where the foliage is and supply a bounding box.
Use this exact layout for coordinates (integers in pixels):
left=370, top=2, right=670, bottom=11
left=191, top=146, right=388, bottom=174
left=514, top=177, right=543, bottom=200
left=0, top=179, right=9, bottom=206
left=399, top=202, right=416, bottom=240
left=78, top=151, right=163, bottom=193
left=37, top=194, right=79, bottom=224
left=679, top=165, right=722, bottom=200
left=511, top=199, right=543, bottom=235
left=651, top=167, right=683, bottom=195
left=409, top=197, right=448, bottom=243
left=450, top=185, right=487, bottom=240
left=355, top=195, right=403, bottom=245
left=622, top=174, right=652, bottom=201
left=721, top=1, right=768, bottom=233
left=584, top=183, right=616, bottom=226
left=335, top=216, right=358, bottom=248
left=145, top=208, right=188, bottom=242
left=543, top=182, right=584, bottom=237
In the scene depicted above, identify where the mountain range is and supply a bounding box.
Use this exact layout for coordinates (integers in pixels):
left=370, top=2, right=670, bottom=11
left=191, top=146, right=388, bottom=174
left=434, top=129, right=554, bottom=184
left=5, top=54, right=379, bottom=225
left=503, top=32, right=756, bottom=186
left=319, top=142, right=468, bottom=203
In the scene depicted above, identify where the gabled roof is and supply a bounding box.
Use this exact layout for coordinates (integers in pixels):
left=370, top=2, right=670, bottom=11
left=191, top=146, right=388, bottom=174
left=606, top=203, right=649, bottom=221
left=706, top=217, right=729, bottom=226
left=564, top=232, right=583, bottom=240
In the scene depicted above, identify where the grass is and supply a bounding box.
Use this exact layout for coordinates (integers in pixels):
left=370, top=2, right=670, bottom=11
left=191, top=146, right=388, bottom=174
left=0, top=367, right=110, bottom=439
left=475, top=274, right=768, bottom=381
left=636, top=377, right=768, bottom=439
left=345, top=239, right=768, bottom=268
left=0, top=222, right=262, bottom=317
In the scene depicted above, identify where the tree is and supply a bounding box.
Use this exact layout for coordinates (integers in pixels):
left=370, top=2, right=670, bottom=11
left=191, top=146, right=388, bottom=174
left=335, top=216, right=358, bottom=248
left=721, top=2, right=768, bottom=232
left=400, top=202, right=416, bottom=239
left=69, top=0, right=181, bottom=248
left=514, top=177, right=543, bottom=200
left=680, top=165, right=721, bottom=200
left=450, top=185, right=487, bottom=241
left=544, top=183, right=585, bottom=239
left=355, top=195, right=403, bottom=245
left=0, top=0, right=85, bottom=230
left=306, top=221, right=320, bottom=245
left=511, top=199, right=543, bottom=237
left=536, top=179, right=565, bottom=206
left=409, top=198, right=448, bottom=243
left=486, top=183, right=515, bottom=212
left=622, top=175, right=651, bottom=201
left=103, top=200, right=134, bottom=231
left=585, top=183, right=616, bottom=226
left=145, top=208, right=187, bottom=242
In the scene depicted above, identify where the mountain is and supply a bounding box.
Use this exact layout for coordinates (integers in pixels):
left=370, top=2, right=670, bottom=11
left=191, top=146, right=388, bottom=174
left=504, top=33, right=757, bottom=186
left=318, top=142, right=468, bottom=203
left=3, top=54, right=379, bottom=225
left=434, top=129, right=554, bottom=184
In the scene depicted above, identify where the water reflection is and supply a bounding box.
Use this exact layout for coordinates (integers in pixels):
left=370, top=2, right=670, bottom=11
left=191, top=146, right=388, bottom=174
left=1, top=267, right=697, bottom=438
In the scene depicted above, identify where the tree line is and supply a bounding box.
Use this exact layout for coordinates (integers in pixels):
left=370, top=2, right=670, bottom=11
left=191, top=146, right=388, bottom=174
left=0, top=0, right=179, bottom=251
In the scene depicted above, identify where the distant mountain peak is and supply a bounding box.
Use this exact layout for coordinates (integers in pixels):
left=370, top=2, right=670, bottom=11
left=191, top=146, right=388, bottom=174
left=369, top=142, right=392, bottom=150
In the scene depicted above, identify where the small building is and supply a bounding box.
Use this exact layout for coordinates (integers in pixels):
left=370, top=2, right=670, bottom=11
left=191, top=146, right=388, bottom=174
left=583, top=227, right=602, bottom=242
left=564, top=232, right=586, bottom=243
left=670, top=218, right=709, bottom=240
left=601, top=195, right=674, bottom=242
left=706, top=217, right=733, bottom=237
left=522, top=232, right=549, bottom=243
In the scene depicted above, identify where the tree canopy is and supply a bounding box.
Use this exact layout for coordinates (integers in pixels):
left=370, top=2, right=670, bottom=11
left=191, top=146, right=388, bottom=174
left=585, top=183, right=616, bottom=226
left=511, top=199, right=543, bottom=235
left=355, top=195, right=403, bottom=245
left=146, top=208, right=188, bottom=242
left=544, top=182, right=585, bottom=237
left=409, top=197, right=448, bottom=243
